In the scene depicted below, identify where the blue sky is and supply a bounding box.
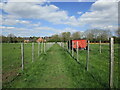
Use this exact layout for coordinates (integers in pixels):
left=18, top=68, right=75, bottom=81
left=0, top=0, right=118, bottom=37
left=50, top=2, right=93, bottom=17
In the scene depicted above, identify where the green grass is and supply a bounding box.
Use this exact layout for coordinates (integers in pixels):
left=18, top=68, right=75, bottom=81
left=2, top=43, right=119, bottom=88
left=67, top=43, right=119, bottom=88
left=2, top=43, right=45, bottom=87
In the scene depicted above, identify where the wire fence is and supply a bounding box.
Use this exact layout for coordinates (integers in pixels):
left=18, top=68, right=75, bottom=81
left=58, top=38, right=118, bottom=88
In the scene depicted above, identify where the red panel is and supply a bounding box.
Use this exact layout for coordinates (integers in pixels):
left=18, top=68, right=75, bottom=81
left=72, top=40, right=87, bottom=49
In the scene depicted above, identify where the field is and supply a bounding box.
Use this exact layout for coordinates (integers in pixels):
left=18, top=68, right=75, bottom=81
left=2, top=43, right=119, bottom=88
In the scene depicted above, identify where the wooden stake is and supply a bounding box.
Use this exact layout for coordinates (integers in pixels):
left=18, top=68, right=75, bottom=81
left=69, top=40, right=70, bottom=53
left=66, top=42, right=67, bottom=50
left=21, top=43, right=24, bottom=71
left=44, top=42, right=46, bottom=54
left=72, top=41, right=74, bottom=57
left=64, top=42, right=65, bottom=49
left=77, top=41, right=79, bottom=62
left=32, top=42, right=34, bottom=62
left=100, top=40, right=101, bottom=54
left=86, top=40, right=90, bottom=71
left=40, top=42, right=42, bottom=53
left=42, top=41, right=43, bottom=53
left=38, top=42, right=40, bottom=57
left=109, top=38, right=114, bottom=88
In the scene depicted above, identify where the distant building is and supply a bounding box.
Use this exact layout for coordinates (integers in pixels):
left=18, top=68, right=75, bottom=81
left=36, top=37, right=47, bottom=42
left=24, top=38, right=30, bottom=43
left=36, top=37, right=44, bottom=43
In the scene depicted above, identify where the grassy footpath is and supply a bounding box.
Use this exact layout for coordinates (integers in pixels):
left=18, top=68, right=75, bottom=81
left=3, top=43, right=119, bottom=88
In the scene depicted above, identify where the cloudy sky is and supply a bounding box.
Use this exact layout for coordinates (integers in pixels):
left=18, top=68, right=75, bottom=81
left=0, top=0, right=118, bottom=37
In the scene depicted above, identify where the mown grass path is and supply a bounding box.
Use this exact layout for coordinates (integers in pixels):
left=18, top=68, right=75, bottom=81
left=36, top=43, right=74, bottom=88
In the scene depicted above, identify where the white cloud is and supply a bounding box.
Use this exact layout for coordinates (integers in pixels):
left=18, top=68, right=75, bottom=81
left=1, top=2, right=79, bottom=26
left=2, top=3, right=69, bottom=25
left=77, top=11, right=82, bottom=15
left=2, top=14, right=42, bottom=27
left=64, top=16, right=80, bottom=26
left=1, top=25, right=79, bottom=37
left=0, top=3, right=3, bottom=9
left=2, top=19, right=31, bottom=25
left=8, top=0, right=46, bottom=3
left=0, top=26, right=15, bottom=29
left=62, top=27, right=78, bottom=33
left=78, top=0, right=118, bottom=30
left=0, top=15, right=2, bottom=25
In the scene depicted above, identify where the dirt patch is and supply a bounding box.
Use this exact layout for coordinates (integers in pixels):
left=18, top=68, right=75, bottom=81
left=53, top=74, right=66, bottom=81
left=2, top=66, right=20, bottom=84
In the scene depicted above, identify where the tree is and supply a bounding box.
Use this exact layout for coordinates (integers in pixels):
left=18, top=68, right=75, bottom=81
left=72, top=32, right=81, bottom=40
left=84, top=29, right=112, bottom=41
left=116, top=27, right=120, bottom=37
left=66, top=32, right=71, bottom=41
left=49, top=34, right=61, bottom=42
left=2, top=35, right=8, bottom=43
left=7, top=33, right=16, bottom=43
left=61, top=32, right=71, bottom=42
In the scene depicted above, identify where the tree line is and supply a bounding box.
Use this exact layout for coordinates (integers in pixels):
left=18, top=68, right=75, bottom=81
left=1, top=28, right=120, bottom=43
left=48, top=29, right=119, bottom=43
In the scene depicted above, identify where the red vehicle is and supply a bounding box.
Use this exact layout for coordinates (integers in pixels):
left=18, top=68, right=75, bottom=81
left=68, top=40, right=87, bottom=50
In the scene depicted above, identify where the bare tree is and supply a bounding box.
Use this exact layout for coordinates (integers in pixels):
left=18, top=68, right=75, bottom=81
left=61, top=32, right=71, bottom=42
left=116, top=27, right=120, bottom=37
left=84, top=29, right=112, bottom=41
left=72, top=32, right=81, bottom=40
left=7, top=33, right=16, bottom=43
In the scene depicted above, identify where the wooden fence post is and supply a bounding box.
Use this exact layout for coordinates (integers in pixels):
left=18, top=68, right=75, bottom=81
left=41, top=42, right=42, bottom=53
left=32, top=42, right=34, bottom=62
left=72, top=41, right=74, bottom=57
left=69, top=40, right=70, bottom=53
left=109, top=38, right=114, bottom=88
left=38, top=42, right=40, bottom=57
left=86, top=40, right=90, bottom=71
left=77, top=41, right=79, bottom=62
left=63, top=42, right=65, bottom=50
left=44, top=42, right=46, bottom=54
left=21, top=43, right=24, bottom=71
left=42, top=41, right=44, bottom=53
left=67, top=41, right=69, bottom=51
left=66, top=42, right=68, bottom=50
left=100, top=40, right=101, bottom=54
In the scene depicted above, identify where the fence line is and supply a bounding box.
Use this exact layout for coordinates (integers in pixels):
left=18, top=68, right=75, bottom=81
left=20, top=42, right=55, bottom=71
left=57, top=39, right=116, bottom=88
